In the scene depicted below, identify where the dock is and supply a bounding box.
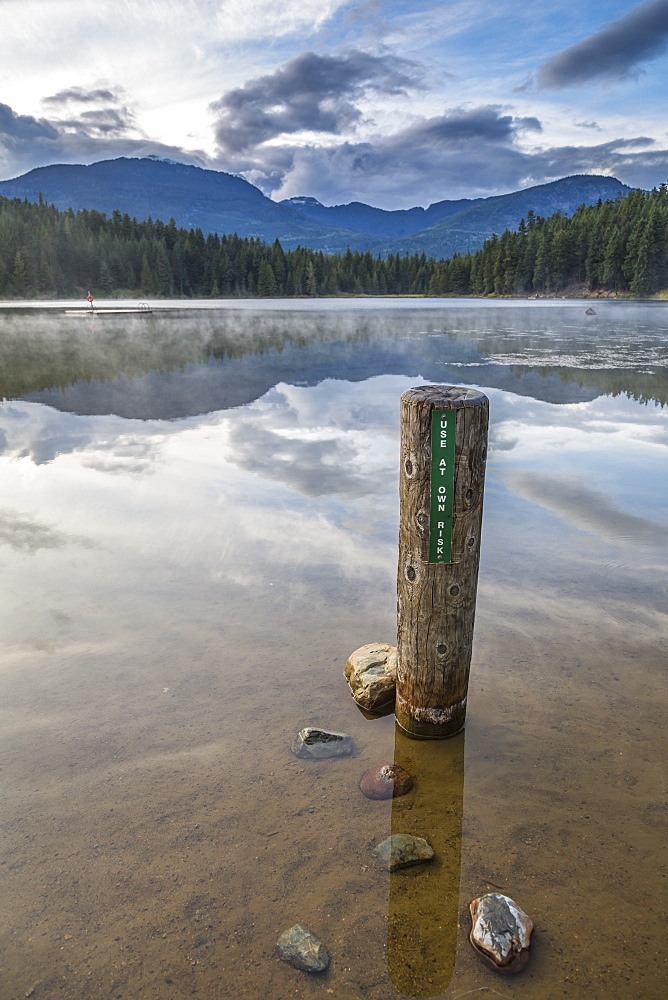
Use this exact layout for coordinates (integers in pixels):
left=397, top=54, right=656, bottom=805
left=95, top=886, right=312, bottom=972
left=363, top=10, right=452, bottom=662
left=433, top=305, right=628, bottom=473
left=63, top=307, right=152, bottom=316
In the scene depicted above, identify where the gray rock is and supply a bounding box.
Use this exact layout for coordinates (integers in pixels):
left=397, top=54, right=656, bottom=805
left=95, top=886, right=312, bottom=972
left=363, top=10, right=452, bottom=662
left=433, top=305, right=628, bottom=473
left=469, top=893, right=533, bottom=974
left=291, top=727, right=353, bottom=759
left=373, top=834, right=434, bottom=871
left=344, top=643, right=397, bottom=711
left=276, top=924, right=329, bottom=972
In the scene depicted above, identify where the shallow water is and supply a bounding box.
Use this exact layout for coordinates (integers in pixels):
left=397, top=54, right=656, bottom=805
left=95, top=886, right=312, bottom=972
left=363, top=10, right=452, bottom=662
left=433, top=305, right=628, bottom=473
left=0, top=299, right=666, bottom=1000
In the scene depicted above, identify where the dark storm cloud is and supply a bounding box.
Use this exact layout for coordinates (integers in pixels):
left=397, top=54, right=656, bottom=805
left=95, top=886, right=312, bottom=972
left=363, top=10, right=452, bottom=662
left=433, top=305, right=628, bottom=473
left=57, top=106, right=137, bottom=137
left=211, top=49, right=423, bottom=154
left=537, top=0, right=668, bottom=88
left=41, top=85, right=138, bottom=138
left=42, top=87, right=119, bottom=107
left=218, top=106, right=549, bottom=200
left=0, top=103, right=59, bottom=141
left=219, top=105, right=667, bottom=206
left=213, top=105, right=548, bottom=201
left=393, top=107, right=542, bottom=145
left=526, top=136, right=668, bottom=190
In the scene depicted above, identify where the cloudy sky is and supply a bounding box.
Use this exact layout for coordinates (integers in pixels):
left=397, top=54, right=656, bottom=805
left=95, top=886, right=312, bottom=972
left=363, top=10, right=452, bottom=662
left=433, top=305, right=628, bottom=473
left=1, top=0, right=667, bottom=207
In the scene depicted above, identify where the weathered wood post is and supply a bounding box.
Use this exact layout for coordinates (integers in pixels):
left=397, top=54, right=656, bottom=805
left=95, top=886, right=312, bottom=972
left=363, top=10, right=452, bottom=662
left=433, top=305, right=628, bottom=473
left=396, top=386, right=488, bottom=738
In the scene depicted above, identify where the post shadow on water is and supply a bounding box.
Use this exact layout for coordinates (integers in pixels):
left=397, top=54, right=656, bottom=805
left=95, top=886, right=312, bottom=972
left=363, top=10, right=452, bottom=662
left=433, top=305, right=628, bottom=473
left=386, top=724, right=465, bottom=998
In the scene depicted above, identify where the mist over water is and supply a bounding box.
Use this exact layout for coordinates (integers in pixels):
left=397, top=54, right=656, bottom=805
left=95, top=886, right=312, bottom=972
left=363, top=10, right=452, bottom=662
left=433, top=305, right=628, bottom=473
left=0, top=299, right=666, bottom=999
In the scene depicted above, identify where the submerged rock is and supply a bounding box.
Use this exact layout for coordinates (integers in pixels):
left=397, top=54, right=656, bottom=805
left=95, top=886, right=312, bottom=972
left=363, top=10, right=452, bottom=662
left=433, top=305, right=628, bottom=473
left=585, top=307, right=597, bottom=316
left=469, top=893, right=533, bottom=974
left=291, top=727, right=353, bottom=759
left=360, top=764, right=413, bottom=800
left=276, top=924, right=329, bottom=972
left=373, top=834, right=434, bottom=871
left=344, top=642, right=397, bottom=711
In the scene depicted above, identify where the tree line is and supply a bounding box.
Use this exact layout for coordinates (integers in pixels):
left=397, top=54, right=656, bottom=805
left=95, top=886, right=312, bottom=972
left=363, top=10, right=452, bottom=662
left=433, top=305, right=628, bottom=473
left=0, top=183, right=666, bottom=299
left=0, top=196, right=435, bottom=298
left=430, top=184, right=668, bottom=297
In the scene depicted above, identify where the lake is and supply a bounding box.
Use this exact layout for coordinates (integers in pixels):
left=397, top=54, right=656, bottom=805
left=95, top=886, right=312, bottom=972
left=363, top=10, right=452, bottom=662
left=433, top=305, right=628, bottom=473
left=0, top=298, right=666, bottom=1000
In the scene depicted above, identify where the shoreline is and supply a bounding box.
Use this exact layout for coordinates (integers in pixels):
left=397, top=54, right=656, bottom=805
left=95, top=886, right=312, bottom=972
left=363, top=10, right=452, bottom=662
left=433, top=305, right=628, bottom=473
left=0, top=291, right=666, bottom=310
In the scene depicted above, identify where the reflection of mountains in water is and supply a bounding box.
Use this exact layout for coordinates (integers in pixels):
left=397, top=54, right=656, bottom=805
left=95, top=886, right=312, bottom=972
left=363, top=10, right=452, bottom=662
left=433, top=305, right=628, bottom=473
left=1, top=307, right=665, bottom=418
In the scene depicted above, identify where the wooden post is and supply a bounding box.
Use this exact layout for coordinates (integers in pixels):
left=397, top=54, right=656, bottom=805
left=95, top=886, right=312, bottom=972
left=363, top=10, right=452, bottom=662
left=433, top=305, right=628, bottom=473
left=396, top=385, right=488, bottom=739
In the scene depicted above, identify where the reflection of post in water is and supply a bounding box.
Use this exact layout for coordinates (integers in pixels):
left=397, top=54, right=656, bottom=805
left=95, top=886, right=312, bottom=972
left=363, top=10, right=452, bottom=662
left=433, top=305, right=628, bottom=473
left=386, top=726, right=465, bottom=998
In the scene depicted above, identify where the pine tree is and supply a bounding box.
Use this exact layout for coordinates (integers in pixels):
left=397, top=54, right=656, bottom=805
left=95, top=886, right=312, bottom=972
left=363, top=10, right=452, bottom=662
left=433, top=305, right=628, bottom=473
left=257, top=261, right=277, bottom=297
left=139, top=252, right=157, bottom=294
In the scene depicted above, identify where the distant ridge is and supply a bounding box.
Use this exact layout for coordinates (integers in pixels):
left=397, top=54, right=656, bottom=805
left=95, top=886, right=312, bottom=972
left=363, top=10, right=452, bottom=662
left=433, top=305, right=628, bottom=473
left=372, top=175, right=632, bottom=259
left=0, top=158, right=631, bottom=259
left=0, top=157, right=370, bottom=254
left=279, top=194, right=484, bottom=238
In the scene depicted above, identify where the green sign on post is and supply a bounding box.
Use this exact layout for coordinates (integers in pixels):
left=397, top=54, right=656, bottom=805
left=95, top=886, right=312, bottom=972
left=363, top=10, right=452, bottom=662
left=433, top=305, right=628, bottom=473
left=429, top=408, right=456, bottom=563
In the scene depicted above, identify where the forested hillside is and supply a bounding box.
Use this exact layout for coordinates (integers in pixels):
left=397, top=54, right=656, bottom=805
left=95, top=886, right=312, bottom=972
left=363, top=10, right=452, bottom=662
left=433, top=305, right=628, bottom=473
left=0, top=197, right=441, bottom=297
left=0, top=184, right=666, bottom=299
left=430, top=185, right=668, bottom=297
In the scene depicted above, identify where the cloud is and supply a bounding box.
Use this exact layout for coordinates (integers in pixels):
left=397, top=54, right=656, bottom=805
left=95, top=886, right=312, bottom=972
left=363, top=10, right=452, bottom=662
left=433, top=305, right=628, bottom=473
left=56, top=107, right=138, bottom=138
left=42, top=86, right=120, bottom=107
left=214, top=104, right=553, bottom=203
left=0, top=99, right=206, bottom=179
left=0, top=103, right=59, bottom=142
left=537, top=0, right=668, bottom=89
left=573, top=121, right=602, bottom=131
left=215, top=102, right=668, bottom=206
left=38, top=85, right=139, bottom=138
left=214, top=0, right=351, bottom=41
left=211, top=49, right=424, bottom=154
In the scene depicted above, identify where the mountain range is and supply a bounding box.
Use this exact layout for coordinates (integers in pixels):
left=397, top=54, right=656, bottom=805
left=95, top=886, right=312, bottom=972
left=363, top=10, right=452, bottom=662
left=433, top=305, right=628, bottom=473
left=0, top=157, right=631, bottom=259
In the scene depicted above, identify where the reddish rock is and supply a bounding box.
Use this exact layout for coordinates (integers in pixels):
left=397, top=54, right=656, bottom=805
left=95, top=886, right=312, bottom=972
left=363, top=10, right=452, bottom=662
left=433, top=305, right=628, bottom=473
left=360, top=764, right=413, bottom=800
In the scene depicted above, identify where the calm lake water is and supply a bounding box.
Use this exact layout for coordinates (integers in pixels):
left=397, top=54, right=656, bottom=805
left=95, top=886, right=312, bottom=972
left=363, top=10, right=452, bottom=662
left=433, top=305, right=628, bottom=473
left=0, top=298, right=666, bottom=1000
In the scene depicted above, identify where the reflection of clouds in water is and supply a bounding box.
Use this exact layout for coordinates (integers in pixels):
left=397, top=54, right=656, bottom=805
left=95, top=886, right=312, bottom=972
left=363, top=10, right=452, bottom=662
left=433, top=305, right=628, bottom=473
left=0, top=400, right=91, bottom=463
left=479, top=578, right=667, bottom=645
left=227, top=420, right=372, bottom=497
left=228, top=505, right=396, bottom=586
left=0, top=366, right=665, bottom=673
left=81, top=436, right=162, bottom=476
left=506, top=471, right=668, bottom=548
left=0, top=507, right=73, bottom=553
left=0, top=401, right=165, bottom=473
left=223, top=378, right=404, bottom=497
left=486, top=388, right=668, bottom=459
